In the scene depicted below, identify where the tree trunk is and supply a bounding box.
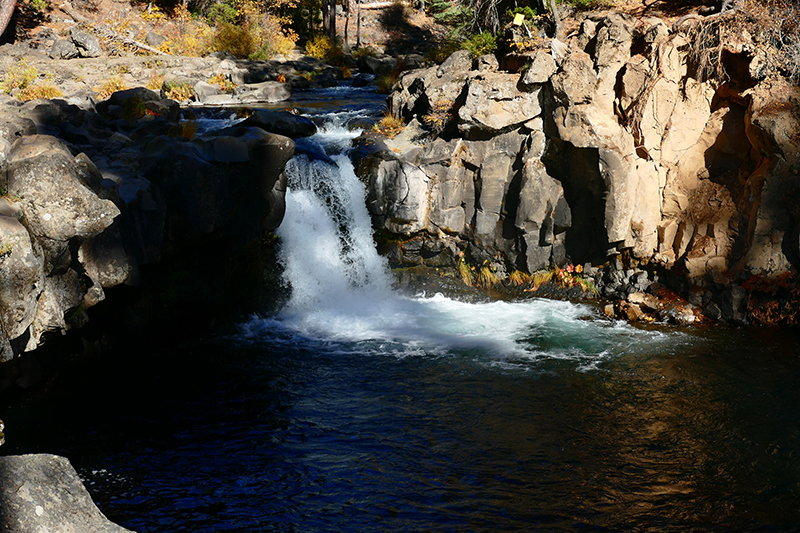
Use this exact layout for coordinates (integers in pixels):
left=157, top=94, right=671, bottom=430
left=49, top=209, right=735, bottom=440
left=356, top=0, right=361, bottom=47
left=0, top=0, right=16, bottom=40
left=343, top=0, right=352, bottom=46
left=549, top=0, right=561, bottom=39
left=328, top=0, right=336, bottom=43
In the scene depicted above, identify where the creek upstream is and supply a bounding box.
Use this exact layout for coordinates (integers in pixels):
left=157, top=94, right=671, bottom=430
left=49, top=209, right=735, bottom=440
left=2, top=83, right=800, bottom=532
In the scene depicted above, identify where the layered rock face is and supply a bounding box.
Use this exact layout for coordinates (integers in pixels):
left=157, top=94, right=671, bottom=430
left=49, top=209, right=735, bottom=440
left=362, top=13, right=800, bottom=321
left=0, top=90, right=299, bottom=373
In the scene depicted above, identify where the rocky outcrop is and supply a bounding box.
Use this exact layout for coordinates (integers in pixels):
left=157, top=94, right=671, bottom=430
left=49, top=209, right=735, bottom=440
left=364, top=12, right=800, bottom=325
left=0, top=453, right=133, bottom=533
left=0, top=90, right=295, bottom=384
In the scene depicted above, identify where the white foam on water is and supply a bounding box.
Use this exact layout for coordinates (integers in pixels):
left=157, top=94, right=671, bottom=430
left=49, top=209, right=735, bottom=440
left=241, top=120, right=682, bottom=367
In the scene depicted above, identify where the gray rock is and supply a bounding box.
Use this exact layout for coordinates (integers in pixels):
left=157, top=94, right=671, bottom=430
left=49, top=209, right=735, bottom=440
left=475, top=54, right=499, bottom=72
left=240, top=109, right=316, bottom=138
left=458, top=73, right=542, bottom=134
left=437, top=49, right=471, bottom=78
left=0, top=199, right=44, bottom=343
left=238, top=81, right=291, bottom=103
left=193, top=81, right=221, bottom=103
left=0, top=115, right=36, bottom=143
left=7, top=135, right=120, bottom=244
left=627, top=291, right=659, bottom=312
left=0, top=454, right=134, bottom=533
left=70, top=27, right=103, bottom=58
left=145, top=31, right=167, bottom=48
left=48, top=39, right=79, bottom=60
left=357, top=54, right=397, bottom=76
left=521, top=50, right=557, bottom=86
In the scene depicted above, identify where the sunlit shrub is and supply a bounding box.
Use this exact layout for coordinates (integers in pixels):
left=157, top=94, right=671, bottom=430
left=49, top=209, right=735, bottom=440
left=1, top=59, right=38, bottom=94
left=209, top=72, right=237, bottom=92
left=422, top=98, right=454, bottom=133
left=372, top=112, right=404, bottom=138
left=17, top=83, right=62, bottom=101
left=95, top=76, right=127, bottom=100
left=463, top=31, right=497, bottom=57
left=163, top=80, right=194, bottom=101
left=305, top=34, right=334, bottom=60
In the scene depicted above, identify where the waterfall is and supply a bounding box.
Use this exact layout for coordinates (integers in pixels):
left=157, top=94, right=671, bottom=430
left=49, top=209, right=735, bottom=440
left=244, top=117, right=674, bottom=366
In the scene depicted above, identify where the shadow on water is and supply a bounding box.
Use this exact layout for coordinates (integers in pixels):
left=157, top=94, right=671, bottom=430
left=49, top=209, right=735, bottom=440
left=1, top=324, right=800, bottom=532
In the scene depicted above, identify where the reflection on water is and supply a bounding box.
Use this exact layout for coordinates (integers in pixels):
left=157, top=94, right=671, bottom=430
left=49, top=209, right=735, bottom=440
left=2, top=325, right=800, bottom=532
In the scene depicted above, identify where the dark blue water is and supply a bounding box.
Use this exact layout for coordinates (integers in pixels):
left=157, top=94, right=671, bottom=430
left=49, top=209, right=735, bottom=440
left=3, top=324, right=800, bottom=532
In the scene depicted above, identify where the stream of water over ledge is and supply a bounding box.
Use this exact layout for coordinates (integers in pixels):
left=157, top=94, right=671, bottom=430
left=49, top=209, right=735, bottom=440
left=3, top=84, right=800, bottom=532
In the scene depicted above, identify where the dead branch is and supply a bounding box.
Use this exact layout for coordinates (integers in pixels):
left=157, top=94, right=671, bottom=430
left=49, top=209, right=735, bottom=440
left=59, top=2, right=169, bottom=55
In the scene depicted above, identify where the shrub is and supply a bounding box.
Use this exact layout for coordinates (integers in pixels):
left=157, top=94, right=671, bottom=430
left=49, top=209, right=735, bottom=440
left=208, top=72, right=237, bottom=92
left=372, top=112, right=404, bottom=138
left=212, top=22, right=256, bottom=58
left=425, top=41, right=461, bottom=63
left=2, top=60, right=63, bottom=101
left=17, top=83, right=62, bottom=101
left=422, top=98, right=454, bottom=133
left=376, top=74, right=398, bottom=94
left=247, top=12, right=298, bottom=59
left=95, top=76, right=127, bottom=100
left=207, top=1, right=237, bottom=25
left=1, top=59, right=37, bottom=94
left=163, top=80, right=194, bottom=101
left=463, top=31, right=497, bottom=57
left=305, top=34, right=335, bottom=60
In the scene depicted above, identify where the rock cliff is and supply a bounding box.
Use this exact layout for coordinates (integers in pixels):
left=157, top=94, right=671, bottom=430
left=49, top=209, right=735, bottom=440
left=359, top=12, right=800, bottom=325
left=0, top=89, right=300, bottom=391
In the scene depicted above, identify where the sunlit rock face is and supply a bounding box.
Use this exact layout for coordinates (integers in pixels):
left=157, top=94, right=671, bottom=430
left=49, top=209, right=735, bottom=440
left=368, top=12, right=800, bottom=293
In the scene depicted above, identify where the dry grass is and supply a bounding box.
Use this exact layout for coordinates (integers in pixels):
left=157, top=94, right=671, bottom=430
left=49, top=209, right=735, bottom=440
left=95, top=75, right=127, bottom=99
left=507, top=270, right=531, bottom=286
left=17, top=83, right=63, bottom=100
left=458, top=258, right=474, bottom=286
left=372, top=112, right=404, bottom=138
left=476, top=266, right=500, bottom=289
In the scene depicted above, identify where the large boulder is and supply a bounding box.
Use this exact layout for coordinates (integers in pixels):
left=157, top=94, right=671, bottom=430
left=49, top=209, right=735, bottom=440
left=0, top=454, right=134, bottom=533
left=240, top=109, right=317, bottom=138
left=70, top=27, right=103, bottom=58
left=7, top=135, right=119, bottom=250
left=457, top=72, right=543, bottom=135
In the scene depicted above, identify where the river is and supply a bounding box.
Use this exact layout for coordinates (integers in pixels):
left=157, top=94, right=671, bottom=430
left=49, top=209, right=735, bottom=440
left=2, top=83, right=800, bottom=532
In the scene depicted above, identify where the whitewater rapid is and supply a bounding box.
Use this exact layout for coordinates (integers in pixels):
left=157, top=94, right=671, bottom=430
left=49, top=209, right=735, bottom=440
left=239, top=117, right=682, bottom=369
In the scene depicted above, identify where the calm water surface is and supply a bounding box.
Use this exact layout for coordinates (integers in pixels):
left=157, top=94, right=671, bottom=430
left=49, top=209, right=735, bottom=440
left=3, top=85, right=800, bottom=532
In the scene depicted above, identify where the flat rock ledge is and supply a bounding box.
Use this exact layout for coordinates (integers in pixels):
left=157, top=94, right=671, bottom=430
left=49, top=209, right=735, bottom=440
left=0, top=453, right=133, bottom=533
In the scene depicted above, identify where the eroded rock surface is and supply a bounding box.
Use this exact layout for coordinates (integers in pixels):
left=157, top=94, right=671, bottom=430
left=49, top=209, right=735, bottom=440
left=366, top=12, right=800, bottom=325
left=0, top=89, right=295, bottom=376
left=0, top=454, right=133, bottom=533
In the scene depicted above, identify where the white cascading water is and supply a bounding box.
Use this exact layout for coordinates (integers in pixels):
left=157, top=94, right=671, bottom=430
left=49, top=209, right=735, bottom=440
left=242, top=117, right=678, bottom=366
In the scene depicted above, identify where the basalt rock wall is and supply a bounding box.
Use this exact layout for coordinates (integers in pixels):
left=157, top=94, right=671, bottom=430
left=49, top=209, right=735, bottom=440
left=0, top=90, right=302, bottom=392
left=358, top=13, right=800, bottom=324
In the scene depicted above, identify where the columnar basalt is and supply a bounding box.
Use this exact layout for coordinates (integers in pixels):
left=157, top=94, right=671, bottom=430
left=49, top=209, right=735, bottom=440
left=361, top=12, right=800, bottom=325
left=0, top=90, right=303, bottom=389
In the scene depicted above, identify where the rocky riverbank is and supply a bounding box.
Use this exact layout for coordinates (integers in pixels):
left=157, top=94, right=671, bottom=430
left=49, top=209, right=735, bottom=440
left=357, top=11, right=800, bottom=327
